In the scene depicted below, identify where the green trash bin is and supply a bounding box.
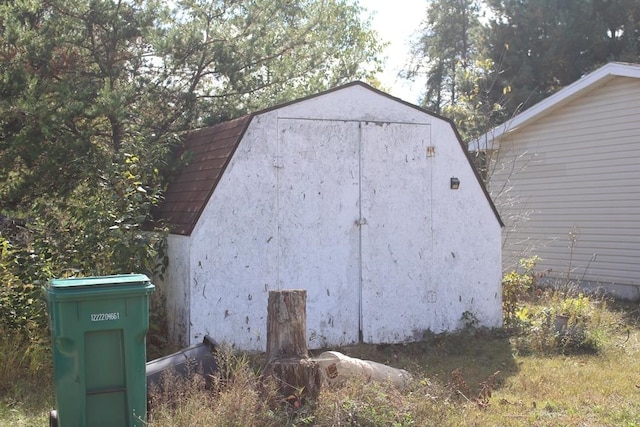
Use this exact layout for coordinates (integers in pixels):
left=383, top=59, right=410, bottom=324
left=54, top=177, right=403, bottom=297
left=44, top=274, right=155, bottom=427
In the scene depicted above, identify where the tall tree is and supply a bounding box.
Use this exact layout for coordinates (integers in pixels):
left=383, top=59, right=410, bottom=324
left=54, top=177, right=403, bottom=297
left=408, top=0, right=482, bottom=114
left=1, top=0, right=381, bottom=209
left=484, top=0, right=640, bottom=117
left=408, top=0, right=640, bottom=139
left=156, top=0, right=382, bottom=124
left=0, top=0, right=381, bottom=318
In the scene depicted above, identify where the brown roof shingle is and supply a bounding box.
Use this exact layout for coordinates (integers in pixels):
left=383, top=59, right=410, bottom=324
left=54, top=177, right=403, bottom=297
left=155, top=115, right=253, bottom=235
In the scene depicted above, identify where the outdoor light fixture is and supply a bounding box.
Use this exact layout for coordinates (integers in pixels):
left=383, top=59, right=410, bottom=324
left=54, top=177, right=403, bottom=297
left=450, top=177, right=460, bottom=190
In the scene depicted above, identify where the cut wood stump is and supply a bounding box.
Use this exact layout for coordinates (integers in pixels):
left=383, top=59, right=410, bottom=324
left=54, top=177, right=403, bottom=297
left=264, top=290, right=321, bottom=402
left=264, top=357, right=321, bottom=403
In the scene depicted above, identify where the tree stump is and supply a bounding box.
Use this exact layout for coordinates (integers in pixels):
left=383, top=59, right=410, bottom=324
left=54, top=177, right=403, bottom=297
left=264, top=290, right=321, bottom=402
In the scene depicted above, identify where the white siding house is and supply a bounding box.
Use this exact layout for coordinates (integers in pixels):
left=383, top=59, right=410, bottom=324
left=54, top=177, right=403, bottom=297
left=472, top=62, right=640, bottom=300
left=156, top=82, right=503, bottom=351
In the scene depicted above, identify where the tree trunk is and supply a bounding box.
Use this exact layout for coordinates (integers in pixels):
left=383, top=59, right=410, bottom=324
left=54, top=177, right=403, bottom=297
left=264, top=290, right=321, bottom=402
left=266, top=289, right=309, bottom=362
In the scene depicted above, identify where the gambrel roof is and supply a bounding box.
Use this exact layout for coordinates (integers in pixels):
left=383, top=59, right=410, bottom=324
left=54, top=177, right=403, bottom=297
left=155, top=82, right=502, bottom=235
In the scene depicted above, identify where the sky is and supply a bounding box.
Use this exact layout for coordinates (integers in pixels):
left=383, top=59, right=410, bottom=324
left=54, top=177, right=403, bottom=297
left=359, top=0, right=428, bottom=104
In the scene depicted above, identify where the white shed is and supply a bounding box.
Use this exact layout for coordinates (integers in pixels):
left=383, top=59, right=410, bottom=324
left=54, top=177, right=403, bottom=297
left=155, top=82, right=503, bottom=351
left=472, top=62, right=640, bottom=300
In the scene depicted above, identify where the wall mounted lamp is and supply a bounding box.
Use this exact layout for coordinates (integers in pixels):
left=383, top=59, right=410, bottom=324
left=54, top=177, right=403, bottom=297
left=450, top=177, right=460, bottom=190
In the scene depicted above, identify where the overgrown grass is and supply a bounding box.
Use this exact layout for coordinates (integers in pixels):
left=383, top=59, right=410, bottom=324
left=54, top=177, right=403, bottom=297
left=0, top=329, right=54, bottom=427
left=2, top=295, right=639, bottom=426
left=143, top=293, right=639, bottom=426
left=147, top=345, right=284, bottom=427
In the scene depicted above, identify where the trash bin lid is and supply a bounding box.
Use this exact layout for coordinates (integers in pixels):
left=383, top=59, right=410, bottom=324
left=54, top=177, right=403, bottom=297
left=49, top=274, right=151, bottom=290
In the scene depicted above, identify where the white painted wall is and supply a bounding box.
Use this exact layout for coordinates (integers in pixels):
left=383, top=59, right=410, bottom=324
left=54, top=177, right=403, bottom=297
left=188, top=113, right=278, bottom=350
left=156, top=233, right=190, bottom=345
left=171, top=86, right=502, bottom=350
left=429, top=120, right=503, bottom=330
left=276, top=118, right=361, bottom=348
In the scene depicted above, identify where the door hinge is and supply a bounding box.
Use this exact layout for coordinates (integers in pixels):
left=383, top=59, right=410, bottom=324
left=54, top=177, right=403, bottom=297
left=426, top=146, right=436, bottom=157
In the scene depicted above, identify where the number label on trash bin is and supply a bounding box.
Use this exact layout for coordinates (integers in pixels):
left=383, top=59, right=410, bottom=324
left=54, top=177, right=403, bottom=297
left=90, top=312, right=120, bottom=322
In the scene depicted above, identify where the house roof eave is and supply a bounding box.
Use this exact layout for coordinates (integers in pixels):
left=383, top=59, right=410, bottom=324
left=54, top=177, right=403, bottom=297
left=470, top=62, right=640, bottom=151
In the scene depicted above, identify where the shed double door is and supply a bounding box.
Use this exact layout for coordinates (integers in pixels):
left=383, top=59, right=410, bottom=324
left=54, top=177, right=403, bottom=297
left=277, top=119, right=432, bottom=346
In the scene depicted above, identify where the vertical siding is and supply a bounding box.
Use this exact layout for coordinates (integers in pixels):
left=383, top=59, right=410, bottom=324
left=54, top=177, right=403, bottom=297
left=490, top=77, right=640, bottom=289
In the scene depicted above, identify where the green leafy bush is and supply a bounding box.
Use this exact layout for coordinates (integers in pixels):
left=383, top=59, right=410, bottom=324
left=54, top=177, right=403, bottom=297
left=0, top=152, right=168, bottom=338
left=502, top=256, right=541, bottom=329
left=512, top=290, right=619, bottom=355
left=557, top=293, right=592, bottom=321
left=501, top=257, right=618, bottom=355
left=0, top=237, right=48, bottom=335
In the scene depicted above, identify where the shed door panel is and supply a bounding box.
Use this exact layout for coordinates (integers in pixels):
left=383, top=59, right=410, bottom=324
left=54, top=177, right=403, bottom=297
left=277, top=119, right=360, bottom=347
left=360, top=122, right=432, bottom=343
